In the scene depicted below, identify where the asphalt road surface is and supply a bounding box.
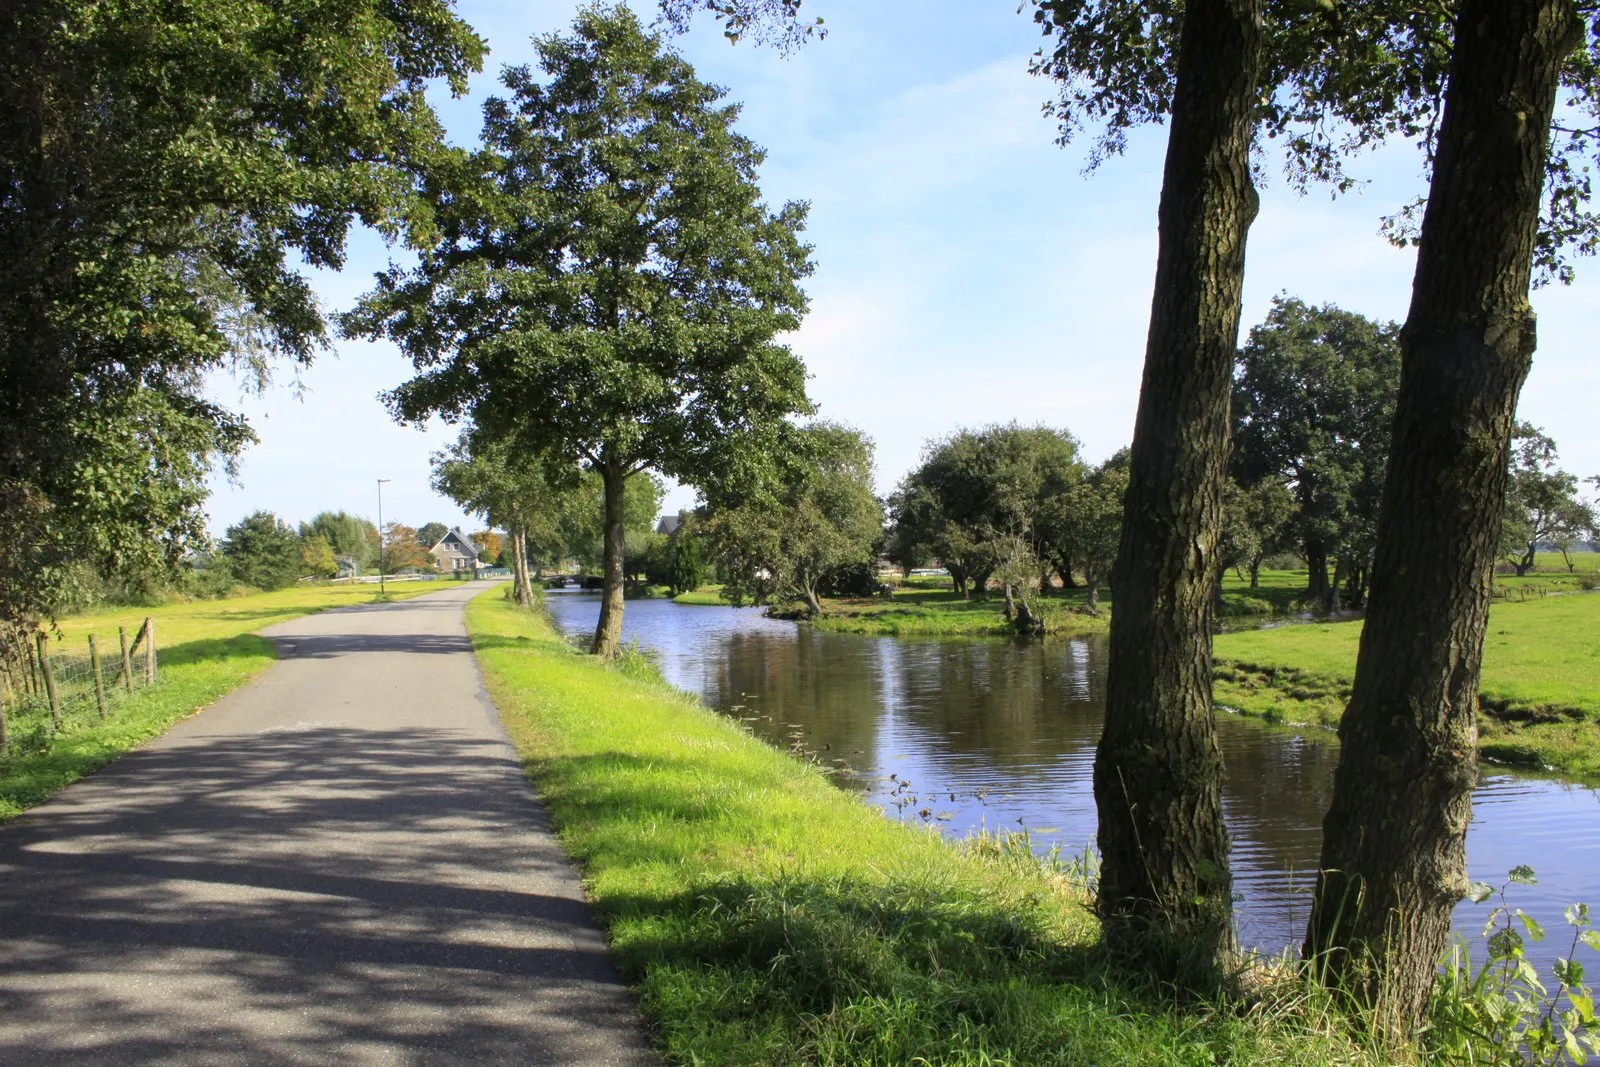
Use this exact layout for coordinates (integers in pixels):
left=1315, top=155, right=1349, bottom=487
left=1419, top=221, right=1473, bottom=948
left=0, top=583, right=655, bottom=1066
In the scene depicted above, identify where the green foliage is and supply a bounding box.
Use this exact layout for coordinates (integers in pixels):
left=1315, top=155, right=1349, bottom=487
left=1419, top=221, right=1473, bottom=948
left=656, top=0, right=826, bottom=51
left=1222, top=477, right=1298, bottom=588
left=1232, top=297, right=1401, bottom=608
left=298, top=535, right=338, bottom=580
left=346, top=5, right=811, bottom=652
left=1030, top=1, right=1600, bottom=285
left=299, top=512, right=379, bottom=572
left=220, top=511, right=301, bottom=592
left=706, top=423, right=884, bottom=614
left=1500, top=426, right=1595, bottom=577
left=660, top=516, right=709, bottom=597
left=0, top=0, right=484, bottom=633
left=890, top=423, right=1082, bottom=599
left=558, top=472, right=666, bottom=571
left=417, top=522, right=450, bottom=548
left=432, top=430, right=576, bottom=567
left=1427, top=869, right=1600, bottom=1065
left=1040, top=449, right=1128, bottom=609
left=347, top=3, right=813, bottom=504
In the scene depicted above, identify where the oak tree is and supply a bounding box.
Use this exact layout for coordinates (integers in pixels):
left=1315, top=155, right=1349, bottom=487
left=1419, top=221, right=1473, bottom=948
left=0, top=0, right=482, bottom=641
left=221, top=512, right=302, bottom=592
left=1306, top=0, right=1600, bottom=1029
left=347, top=6, right=812, bottom=656
left=1232, top=298, right=1400, bottom=609
left=1497, top=426, right=1594, bottom=577
left=706, top=423, right=882, bottom=615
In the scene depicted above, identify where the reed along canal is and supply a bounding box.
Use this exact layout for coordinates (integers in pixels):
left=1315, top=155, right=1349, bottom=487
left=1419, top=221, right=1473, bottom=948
left=546, top=593, right=1599, bottom=959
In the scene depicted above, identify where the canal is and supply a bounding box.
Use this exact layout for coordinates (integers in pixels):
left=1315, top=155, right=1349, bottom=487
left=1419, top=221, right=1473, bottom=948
left=546, top=593, right=1599, bottom=960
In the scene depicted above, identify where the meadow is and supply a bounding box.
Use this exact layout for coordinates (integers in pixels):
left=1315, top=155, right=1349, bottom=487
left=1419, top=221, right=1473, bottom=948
left=1213, top=590, right=1600, bottom=779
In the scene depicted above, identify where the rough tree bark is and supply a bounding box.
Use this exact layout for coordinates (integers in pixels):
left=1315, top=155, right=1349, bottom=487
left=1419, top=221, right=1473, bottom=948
left=1305, top=542, right=1331, bottom=608
left=1094, top=0, right=1261, bottom=965
left=591, top=461, right=629, bottom=657
left=510, top=526, right=533, bottom=605
left=1305, top=0, right=1581, bottom=1033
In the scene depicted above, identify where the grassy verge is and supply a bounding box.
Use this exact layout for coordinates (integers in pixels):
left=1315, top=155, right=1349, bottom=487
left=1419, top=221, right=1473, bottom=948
left=1213, top=592, right=1600, bottom=779
left=0, top=580, right=466, bottom=819
left=466, top=589, right=1381, bottom=1066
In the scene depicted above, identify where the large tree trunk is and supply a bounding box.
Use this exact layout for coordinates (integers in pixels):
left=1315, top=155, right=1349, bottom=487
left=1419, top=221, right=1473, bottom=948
left=970, top=568, right=992, bottom=600
left=946, top=563, right=968, bottom=597
left=1328, top=554, right=1348, bottom=612
left=1305, top=0, right=1579, bottom=1033
left=1305, top=542, right=1331, bottom=608
left=511, top=525, right=533, bottom=606
left=591, top=462, right=629, bottom=657
left=1095, top=0, right=1260, bottom=967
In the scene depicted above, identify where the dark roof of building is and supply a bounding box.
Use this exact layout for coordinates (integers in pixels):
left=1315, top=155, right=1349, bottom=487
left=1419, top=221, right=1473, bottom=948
left=433, top=528, right=479, bottom=559
left=655, top=514, right=681, bottom=536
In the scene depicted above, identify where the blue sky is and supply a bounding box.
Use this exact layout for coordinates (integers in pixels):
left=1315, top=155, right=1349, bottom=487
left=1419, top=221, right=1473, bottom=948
left=205, top=1, right=1600, bottom=534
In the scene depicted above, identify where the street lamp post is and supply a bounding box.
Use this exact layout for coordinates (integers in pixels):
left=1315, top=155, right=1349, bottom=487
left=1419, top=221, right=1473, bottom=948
left=377, top=478, right=391, bottom=598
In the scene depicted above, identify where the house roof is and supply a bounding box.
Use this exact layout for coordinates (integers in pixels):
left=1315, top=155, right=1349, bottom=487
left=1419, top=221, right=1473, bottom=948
left=430, top=528, right=479, bottom=560
left=655, top=514, right=681, bottom=536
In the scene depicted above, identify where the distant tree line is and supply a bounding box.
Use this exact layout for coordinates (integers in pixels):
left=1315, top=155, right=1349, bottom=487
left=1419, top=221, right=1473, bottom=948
left=210, top=511, right=504, bottom=594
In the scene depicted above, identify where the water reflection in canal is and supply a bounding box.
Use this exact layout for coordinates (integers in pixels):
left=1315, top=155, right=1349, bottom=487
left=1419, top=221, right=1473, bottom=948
left=546, top=593, right=1599, bottom=958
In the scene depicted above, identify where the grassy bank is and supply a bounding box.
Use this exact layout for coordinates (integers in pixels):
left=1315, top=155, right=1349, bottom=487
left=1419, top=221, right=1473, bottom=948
left=466, top=589, right=1382, bottom=1066
left=672, top=566, right=1362, bottom=636
left=0, top=580, right=465, bottom=819
left=1213, top=592, right=1600, bottom=779
left=670, top=584, right=730, bottom=606
left=674, top=583, right=1110, bottom=637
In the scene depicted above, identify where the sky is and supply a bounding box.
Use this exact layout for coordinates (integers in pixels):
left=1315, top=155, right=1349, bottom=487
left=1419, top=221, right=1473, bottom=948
left=203, top=0, right=1600, bottom=536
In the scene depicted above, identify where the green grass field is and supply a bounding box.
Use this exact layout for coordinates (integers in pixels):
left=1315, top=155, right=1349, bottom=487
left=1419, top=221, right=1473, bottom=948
left=1213, top=591, right=1600, bottom=779
left=465, top=588, right=1385, bottom=1066
left=674, top=583, right=1110, bottom=636
left=675, top=566, right=1368, bottom=636
left=0, top=580, right=466, bottom=819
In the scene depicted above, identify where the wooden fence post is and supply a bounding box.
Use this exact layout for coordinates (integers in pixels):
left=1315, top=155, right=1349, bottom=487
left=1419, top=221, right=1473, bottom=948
left=36, top=633, right=60, bottom=731
left=89, top=635, right=107, bottom=721
left=144, top=618, right=155, bottom=685
left=118, top=626, right=133, bottom=694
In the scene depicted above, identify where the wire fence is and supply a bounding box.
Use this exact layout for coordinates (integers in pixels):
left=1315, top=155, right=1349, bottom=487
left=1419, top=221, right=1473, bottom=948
left=0, top=618, right=159, bottom=761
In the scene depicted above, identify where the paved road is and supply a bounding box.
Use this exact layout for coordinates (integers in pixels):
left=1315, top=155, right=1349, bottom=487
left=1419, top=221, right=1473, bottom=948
left=0, top=583, right=654, bottom=1066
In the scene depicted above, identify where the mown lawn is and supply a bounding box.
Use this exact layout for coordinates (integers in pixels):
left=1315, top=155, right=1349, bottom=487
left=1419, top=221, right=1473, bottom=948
left=1, top=580, right=466, bottom=819
left=466, top=589, right=1387, bottom=1066
left=1213, top=591, right=1600, bottom=779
